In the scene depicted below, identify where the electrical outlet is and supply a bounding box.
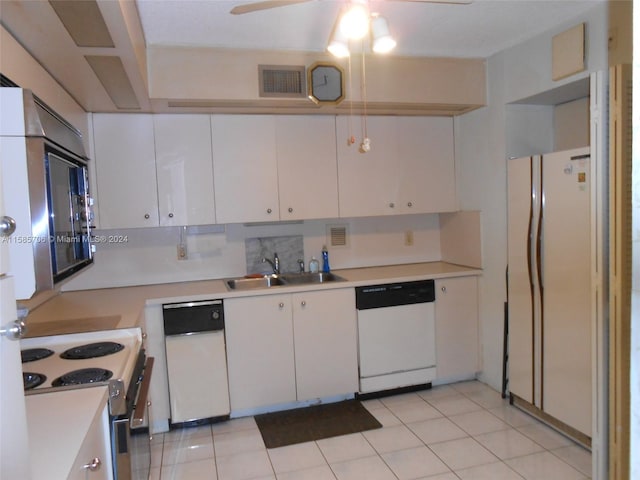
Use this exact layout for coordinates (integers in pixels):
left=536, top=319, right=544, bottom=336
left=177, top=243, right=187, bottom=260
left=404, top=230, right=414, bottom=246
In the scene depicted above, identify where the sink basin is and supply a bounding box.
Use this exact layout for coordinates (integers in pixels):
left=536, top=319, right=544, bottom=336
left=279, top=272, right=346, bottom=285
left=225, top=275, right=286, bottom=290
left=225, top=272, right=346, bottom=291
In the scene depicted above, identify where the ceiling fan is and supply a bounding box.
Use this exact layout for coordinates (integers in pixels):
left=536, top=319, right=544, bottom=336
left=230, top=0, right=472, bottom=16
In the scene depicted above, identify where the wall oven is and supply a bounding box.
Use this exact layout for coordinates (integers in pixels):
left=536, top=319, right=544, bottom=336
left=0, top=87, right=93, bottom=299
left=21, top=329, right=152, bottom=480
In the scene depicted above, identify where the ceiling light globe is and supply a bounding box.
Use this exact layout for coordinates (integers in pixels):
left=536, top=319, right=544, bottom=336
left=339, top=4, right=369, bottom=40
left=328, top=41, right=350, bottom=58
left=371, top=15, right=396, bottom=54
left=373, top=36, right=396, bottom=53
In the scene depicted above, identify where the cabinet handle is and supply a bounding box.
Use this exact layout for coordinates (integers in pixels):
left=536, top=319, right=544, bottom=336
left=168, top=213, right=174, bottom=218
left=267, top=208, right=273, bottom=214
left=301, top=300, right=306, bottom=307
left=407, top=202, right=413, bottom=208
left=288, top=207, right=293, bottom=213
left=82, top=457, right=101, bottom=472
left=144, top=213, right=150, bottom=219
left=279, top=302, right=285, bottom=309
left=389, top=202, right=395, bottom=208
left=441, top=286, right=447, bottom=293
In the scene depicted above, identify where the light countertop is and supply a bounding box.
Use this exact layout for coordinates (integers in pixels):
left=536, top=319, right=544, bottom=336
left=24, top=261, right=481, bottom=336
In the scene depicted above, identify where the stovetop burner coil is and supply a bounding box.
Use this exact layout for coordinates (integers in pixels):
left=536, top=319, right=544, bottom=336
left=23, top=372, right=47, bottom=390
left=21, top=348, right=55, bottom=363
left=60, top=341, right=124, bottom=360
left=52, top=368, right=114, bottom=387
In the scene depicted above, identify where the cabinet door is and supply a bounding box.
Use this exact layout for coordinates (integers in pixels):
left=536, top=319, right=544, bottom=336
left=336, top=116, right=399, bottom=217
left=153, top=115, right=216, bottom=226
left=276, top=116, right=339, bottom=220
left=397, top=117, right=457, bottom=214
left=293, top=289, right=358, bottom=401
left=225, top=295, right=296, bottom=411
left=69, top=405, right=111, bottom=480
left=93, top=114, right=159, bottom=228
left=211, top=115, right=279, bottom=223
left=435, top=276, right=479, bottom=381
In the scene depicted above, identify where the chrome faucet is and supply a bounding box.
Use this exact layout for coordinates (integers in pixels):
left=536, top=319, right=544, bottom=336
left=262, top=253, right=280, bottom=275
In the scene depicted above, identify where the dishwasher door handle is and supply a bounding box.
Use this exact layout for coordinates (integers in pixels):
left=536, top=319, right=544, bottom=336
left=163, top=300, right=222, bottom=309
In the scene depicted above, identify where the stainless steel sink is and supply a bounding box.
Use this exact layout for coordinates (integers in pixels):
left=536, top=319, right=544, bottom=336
left=225, top=275, right=286, bottom=290
left=224, top=272, right=346, bottom=291
left=279, top=272, right=346, bottom=285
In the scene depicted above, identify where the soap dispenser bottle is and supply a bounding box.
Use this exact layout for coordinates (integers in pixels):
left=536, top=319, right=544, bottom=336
left=309, top=257, right=319, bottom=273
left=321, top=245, right=330, bottom=273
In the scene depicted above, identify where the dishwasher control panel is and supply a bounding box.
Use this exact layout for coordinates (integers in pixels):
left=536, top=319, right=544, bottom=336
left=163, top=299, right=224, bottom=336
left=355, top=280, right=435, bottom=310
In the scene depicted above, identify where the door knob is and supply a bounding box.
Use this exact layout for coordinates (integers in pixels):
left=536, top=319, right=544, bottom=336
left=0, top=216, right=16, bottom=237
left=0, top=320, right=26, bottom=340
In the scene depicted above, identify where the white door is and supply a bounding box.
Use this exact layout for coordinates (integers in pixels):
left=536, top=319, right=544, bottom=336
left=0, top=154, right=31, bottom=479
left=211, top=115, right=280, bottom=223
left=358, top=303, right=435, bottom=377
left=541, top=147, right=592, bottom=436
left=276, top=116, right=339, bottom=220
left=165, top=331, right=230, bottom=423
left=292, top=289, right=358, bottom=401
left=507, top=155, right=538, bottom=404
left=154, top=115, right=216, bottom=226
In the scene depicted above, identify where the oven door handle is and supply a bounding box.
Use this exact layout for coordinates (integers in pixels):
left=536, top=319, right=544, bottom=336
left=131, top=357, right=154, bottom=428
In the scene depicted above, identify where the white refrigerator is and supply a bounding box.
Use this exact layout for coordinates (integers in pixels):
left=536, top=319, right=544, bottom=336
left=507, top=146, right=592, bottom=441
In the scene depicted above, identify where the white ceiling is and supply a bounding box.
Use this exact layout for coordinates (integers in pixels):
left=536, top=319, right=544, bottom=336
left=136, top=0, right=605, bottom=58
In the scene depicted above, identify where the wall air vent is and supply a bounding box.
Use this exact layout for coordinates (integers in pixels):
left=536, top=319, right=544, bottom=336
left=258, top=65, right=306, bottom=98
left=327, top=224, right=349, bottom=248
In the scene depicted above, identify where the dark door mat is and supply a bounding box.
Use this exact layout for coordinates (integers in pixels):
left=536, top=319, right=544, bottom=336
left=254, top=400, right=382, bottom=449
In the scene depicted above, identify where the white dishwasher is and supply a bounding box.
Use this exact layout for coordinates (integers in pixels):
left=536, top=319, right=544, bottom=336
left=163, top=300, right=230, bottom=425
left=356, top=280, right=436, bottom=394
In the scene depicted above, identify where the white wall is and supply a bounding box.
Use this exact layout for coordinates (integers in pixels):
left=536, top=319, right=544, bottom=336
left=455, top=2, right=608, bottom=390
left=62, top=214, right=442, bottom=290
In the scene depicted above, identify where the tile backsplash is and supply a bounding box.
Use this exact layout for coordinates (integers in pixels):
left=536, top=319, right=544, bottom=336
left=245, top=235, right=304, bottom=275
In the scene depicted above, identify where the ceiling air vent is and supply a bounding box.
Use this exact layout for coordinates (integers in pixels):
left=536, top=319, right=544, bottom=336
left=327, top=224, right=349, bottom=248
left=258, top=65, right=306, bottom=98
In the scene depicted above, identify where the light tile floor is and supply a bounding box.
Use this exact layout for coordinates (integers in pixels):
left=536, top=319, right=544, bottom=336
left=149, top=381, right=592, bottom=480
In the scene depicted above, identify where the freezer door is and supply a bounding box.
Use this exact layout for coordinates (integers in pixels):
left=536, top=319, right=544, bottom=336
left=507, top=155, right=539, bottom=405
left=541, top=147, right=592, bottom=436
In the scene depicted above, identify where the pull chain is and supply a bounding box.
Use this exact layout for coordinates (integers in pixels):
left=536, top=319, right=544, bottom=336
left=347, top=52, right=355, bottom=146
left=360, top=41, right=370, bottom=153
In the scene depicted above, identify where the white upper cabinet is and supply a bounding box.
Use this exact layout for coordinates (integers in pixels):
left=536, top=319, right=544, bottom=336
left=336, top=116, right=400, bottom=217
left=93, top=114, right=159, bottom=229
left=93, top=114, right=216, bottom=229
left=211, top=115, right=280, bottom=224
left=397, top=116, right=457, bottom=214
left=212, top=115, right=339, bottom=223
left=337, top=116, right=456, bottom=217
left=153, top=115, right=216, bottom=226
left=276, top=116, right=339, bottom=220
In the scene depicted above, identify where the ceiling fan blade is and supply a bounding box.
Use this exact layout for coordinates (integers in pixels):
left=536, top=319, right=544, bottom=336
left=230, top=0, right=314, bottom=15
left=387, top=0, right=473, bottom=4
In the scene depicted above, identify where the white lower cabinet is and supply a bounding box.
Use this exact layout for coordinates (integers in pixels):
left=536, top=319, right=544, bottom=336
left=69, top=404, right=111, bottom=480
left=225, top=288, right=358, bottom=413
left=225, top=294, right=296, bottom=412
left=434, top=276, right=479, bottom=381
left=293, top=289, right=358, bottom=401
